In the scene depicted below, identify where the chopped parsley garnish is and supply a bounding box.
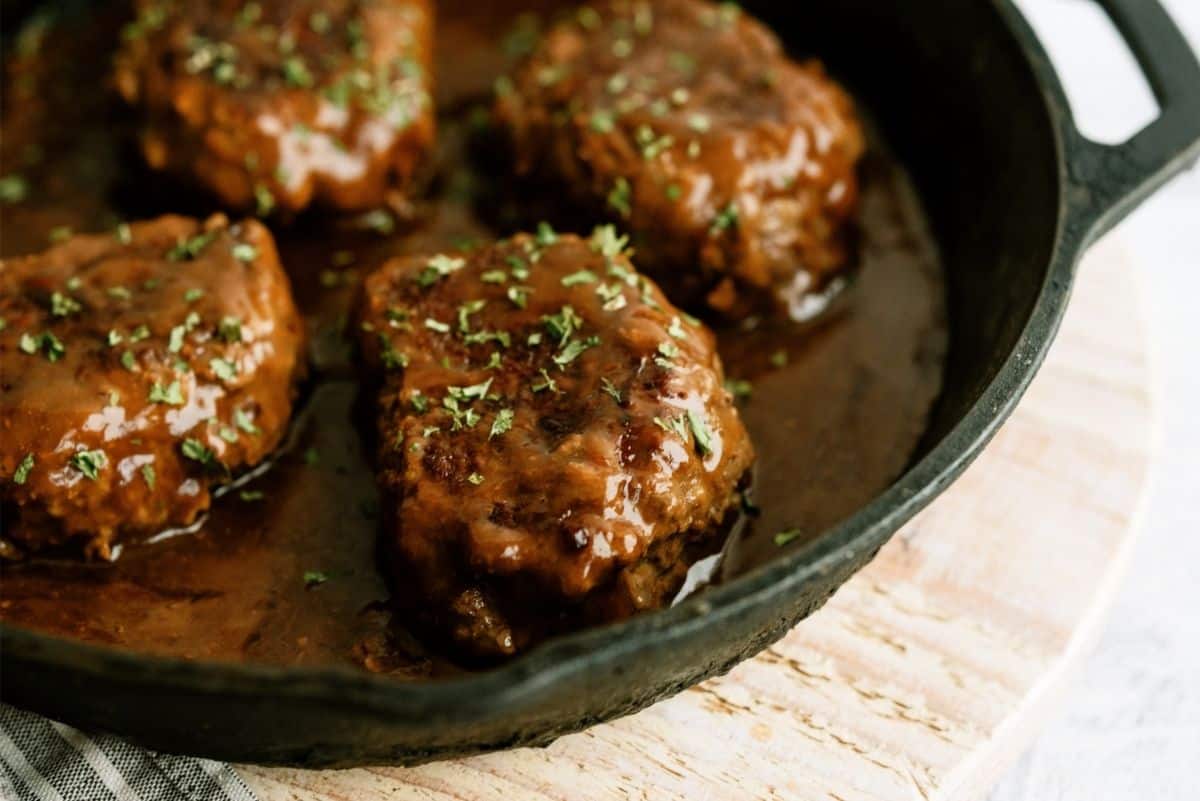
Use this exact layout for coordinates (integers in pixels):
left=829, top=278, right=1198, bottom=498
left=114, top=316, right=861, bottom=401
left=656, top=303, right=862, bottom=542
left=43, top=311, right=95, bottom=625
left=481, top=270, right=507, bottom=284
left=774, top=528, right=804, bottom=547
left=769, top=349, right=788, bottom=368
left=48, top=226, right=73, bottom=244
left=217, top=426, right=238, bottom=443
left=668, top=317, right=687, bottom=339
left=115, top=223, right=133, bottom=244
left=607, top=177, right=632, bottom=218
left=50, top=292, right=82, bottom=317
left=148, top=380, right=184, bottom=406
left=710, top=202, right=739, bottom=235
left=590, top=224, right=630, bottom=259
left=20, top=331, right=65, bottom=362
left=303, top=447, right=320, bottom=466
left=282, top=55, right=314, bottom=88
left=725, top=378, right=753, bottom=400
left=184, top=288, right=205, bottom=303
left=141, top=464, right=156, bottom=489
left=506, top=286, right=529, bottom=309
left=210, top=357, right=238, bottom=382
left=106, top=330, right=124, bottom=347
left=303, top=570, right=328, bottom=588
left=254, top=184, right=276, bottom=217
left=69, top=449, right=106, bottom=480
left=686, top=410, right=714, bottom=456
left=424, top=318, right=451, bottom=333
left=590, top=109, right=616, bottom=133
left=535, top=221, right=558, bottom=247
left=489, top=408, right=515, bottom=439
left=542, top=305, right=583, bottom=344
left=234, top=409, right=261, bottom=435
left=601, top=377, right=622, bottom=403
left=466, top=472, right=485, bottom=486
left=167, top=230, right=217, bottom=261
left=418, top=254, right=466, bottom=287
left=129, top=325, right=151, bottom=342
left=13, top=453, right=34, bottom=485
left=0, top=174, right=28, bottom=204
left=240, top=489, right=265, bottom=502
left=121, top=350, right=137, bottom=371
left=687, top=112, right=712, bottom=133
left=181, top=439, right=214, bottom=465
left=531, top=368, right=558, bottom=393
left=218, top=316, right=243, bottom=343
left=561, top=270, right=597, bottom=287
left=553, top=336, right=600, bottom=368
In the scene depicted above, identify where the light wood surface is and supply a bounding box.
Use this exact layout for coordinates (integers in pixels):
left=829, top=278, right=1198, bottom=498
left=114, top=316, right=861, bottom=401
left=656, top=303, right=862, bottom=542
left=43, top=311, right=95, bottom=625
left=240, top=236, right=1152, bottom=801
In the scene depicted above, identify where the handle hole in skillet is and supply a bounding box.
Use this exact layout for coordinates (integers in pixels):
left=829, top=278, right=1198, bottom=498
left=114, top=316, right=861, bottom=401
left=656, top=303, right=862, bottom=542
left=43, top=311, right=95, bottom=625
left=1013, top=0, right=1160, bottom=144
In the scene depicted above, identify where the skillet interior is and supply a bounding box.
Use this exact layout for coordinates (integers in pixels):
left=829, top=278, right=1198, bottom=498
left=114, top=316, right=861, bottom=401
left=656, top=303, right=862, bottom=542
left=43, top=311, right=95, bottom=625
left=0, top=0, right=1068, bottom=765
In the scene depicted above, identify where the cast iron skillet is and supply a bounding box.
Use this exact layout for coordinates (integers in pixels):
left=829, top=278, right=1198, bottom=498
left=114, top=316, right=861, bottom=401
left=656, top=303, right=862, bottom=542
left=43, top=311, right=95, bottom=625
left=2, top=0, right=1199, bottom=766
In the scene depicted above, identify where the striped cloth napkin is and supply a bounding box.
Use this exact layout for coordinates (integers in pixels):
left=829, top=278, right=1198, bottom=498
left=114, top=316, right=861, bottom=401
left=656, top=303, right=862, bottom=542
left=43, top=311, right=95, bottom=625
left=0, top=705, right=256, bottom=801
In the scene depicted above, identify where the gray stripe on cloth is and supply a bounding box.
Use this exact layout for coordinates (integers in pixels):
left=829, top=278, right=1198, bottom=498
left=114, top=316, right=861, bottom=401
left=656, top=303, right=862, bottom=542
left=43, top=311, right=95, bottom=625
left=0, top=704, right=257, bottom=801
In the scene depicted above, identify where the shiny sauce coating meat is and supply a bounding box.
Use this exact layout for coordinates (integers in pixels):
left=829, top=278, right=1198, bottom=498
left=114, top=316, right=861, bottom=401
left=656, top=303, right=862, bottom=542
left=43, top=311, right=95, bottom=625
left=0, top=215, right=306, bottom=559
left=495, top=0, right=864, bottom=320
left=357, top=228, right=754, bottom=658
left=113, top=0, right=435, bottom=215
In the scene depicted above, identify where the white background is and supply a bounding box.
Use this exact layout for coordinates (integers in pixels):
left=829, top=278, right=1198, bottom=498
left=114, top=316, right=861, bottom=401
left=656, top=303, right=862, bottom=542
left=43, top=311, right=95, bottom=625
left=992, top=1, right=1200, bottom=799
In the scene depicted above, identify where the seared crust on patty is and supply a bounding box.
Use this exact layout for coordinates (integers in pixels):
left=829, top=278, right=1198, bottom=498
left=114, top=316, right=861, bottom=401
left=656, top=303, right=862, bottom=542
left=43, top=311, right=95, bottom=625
left=357, top=225, right=754, bottom=657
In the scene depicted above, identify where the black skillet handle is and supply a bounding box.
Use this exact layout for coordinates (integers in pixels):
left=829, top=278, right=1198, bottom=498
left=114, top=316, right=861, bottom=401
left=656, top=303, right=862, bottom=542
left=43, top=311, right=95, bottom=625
left=1065, top=0, right=1200, bottom=243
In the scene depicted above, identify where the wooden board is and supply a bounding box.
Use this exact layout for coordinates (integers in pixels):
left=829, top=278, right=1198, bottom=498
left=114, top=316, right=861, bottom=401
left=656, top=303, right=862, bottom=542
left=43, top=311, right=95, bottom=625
left=240, top=236, right=1152, bottom=801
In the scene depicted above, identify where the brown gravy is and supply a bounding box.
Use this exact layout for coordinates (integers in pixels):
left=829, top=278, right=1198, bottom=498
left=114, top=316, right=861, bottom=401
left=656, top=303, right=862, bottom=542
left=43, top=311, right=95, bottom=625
left=0, top=2, right=946, bottom=675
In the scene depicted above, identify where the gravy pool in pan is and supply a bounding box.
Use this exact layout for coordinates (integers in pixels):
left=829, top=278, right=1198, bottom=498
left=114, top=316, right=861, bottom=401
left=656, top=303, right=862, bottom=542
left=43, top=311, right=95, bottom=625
left=0, top=0, right=945, bottom=675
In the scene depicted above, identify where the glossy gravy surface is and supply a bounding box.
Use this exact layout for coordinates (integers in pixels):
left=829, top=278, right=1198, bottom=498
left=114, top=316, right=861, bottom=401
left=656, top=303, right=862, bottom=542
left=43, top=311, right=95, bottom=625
left=0, top=2, right=946, bottom=675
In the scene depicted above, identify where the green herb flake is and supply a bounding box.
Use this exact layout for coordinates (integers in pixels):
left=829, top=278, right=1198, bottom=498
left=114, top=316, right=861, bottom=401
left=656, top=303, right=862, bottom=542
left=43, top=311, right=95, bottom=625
left=601, top=377, right=622, bottom=403
left=210, top=357, right=238, bottom=382
left=725, top=378, right=753, bottom=400
left=553, top=336, right=600, bottom=368
left=129, top=324, right=150, bottom=342
left=232, top=243, right=258, bottom=263
left=424, top=317, right=451, bottom=333
left=115, top=223, right=133, bottom=244
left=710, top=202, right=739, bottom=235
left=13, top=453, right=35, bottom=485
left=234, top=409, right=261, bottom=435
left=417, top=254, right=466, bottom=287
left=481, top=270, right=507, bottom=284
left=181, top=438, right=214, bottom=465
left=148, top=380, right=185, bottom=406
left=184, top=288, right=205, bottom=303
left=50, top=292, right=82, bottom=317
left=686, top=410, right=714, bottom=456
left=167, top=231, right=217, bottom=261
left=489, top=408, right=515, bottom=439
left=769, top=349, right=788, bottom=368
left=141, top=464, right=156, bottom=489
left=303, top=570, right=328, bottom=588
left=48, top=226, right=73, bottom=244
left=106, top=330, right=124, bottom=347
left=607, top=177, right=632, bottom=218
left=121, top=350, right=137, bottom=371
left=561, top=270, right=597, bottom=287
left=466, top=472, right=485, bottom=486
left=535, top=221, right=558, bottom=247
left=303, top=447, right=320, bottom=466
left=240, top=489, right=265, bottom=502
left=69, top=449, right=107, bottom=480
left=774, top=528, right=804, bottom=547
left=531, top=368, right=558, bottom=393
left=0, top=174, right=28, bottom=204
left=218, top=316, right=243, bottom=343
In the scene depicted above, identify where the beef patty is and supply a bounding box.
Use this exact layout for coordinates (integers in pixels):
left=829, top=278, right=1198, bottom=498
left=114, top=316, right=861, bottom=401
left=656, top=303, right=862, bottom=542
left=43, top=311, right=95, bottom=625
left=356, top=224, right=755, bottom=658
left=0, top=215, right=306, bottom=559
left=495, top=0, right=864, bottom=320
left=113, top=0, right=435, bottom=216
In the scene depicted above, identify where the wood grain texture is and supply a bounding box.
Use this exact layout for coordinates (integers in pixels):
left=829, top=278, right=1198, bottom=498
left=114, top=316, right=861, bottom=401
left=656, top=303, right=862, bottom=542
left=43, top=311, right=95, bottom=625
left=240, top=237, right=1151, bottom=801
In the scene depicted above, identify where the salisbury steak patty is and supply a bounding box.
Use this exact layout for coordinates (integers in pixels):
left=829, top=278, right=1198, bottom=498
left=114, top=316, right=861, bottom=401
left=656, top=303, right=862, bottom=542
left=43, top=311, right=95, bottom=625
left=357, top=225, right=754, bottom=658
left=495, top=0, right=864, bottom=319
left=113, top=0, right=434, bottom=215
left=0, top=215, right=306, bottom=559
